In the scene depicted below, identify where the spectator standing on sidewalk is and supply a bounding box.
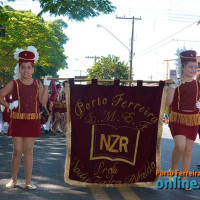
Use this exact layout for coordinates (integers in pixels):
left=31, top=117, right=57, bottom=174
left=166, top=49, right=200, bottom=190
left=0, top=46, right=51, bottom=190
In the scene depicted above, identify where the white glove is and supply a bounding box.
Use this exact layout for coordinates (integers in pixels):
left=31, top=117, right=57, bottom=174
left=170, top=78, right=181, bottom=89
left=0, top=105, right=5, bottom=112
left=9, top=100, right=19, bottom=110
left=196, top=101, right=200, bottom=110
left=43, top=76, right=52, bottom=86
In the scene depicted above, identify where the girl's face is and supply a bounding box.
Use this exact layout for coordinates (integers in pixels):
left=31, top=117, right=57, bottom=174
left=19, top=62, right=34, bottom=79
left=182, top=61, right=198, bottom=77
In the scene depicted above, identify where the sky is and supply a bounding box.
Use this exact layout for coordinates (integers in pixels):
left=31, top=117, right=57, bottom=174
left=3, top=0, right=200, bottom=80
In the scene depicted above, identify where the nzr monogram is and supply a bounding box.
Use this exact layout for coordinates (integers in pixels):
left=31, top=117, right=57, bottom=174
left=90, top=124, right=140, bottom=165
left=100, top=134, right=129, bottom=153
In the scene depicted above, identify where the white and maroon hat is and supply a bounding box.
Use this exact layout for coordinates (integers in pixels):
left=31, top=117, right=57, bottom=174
left=180, top=50, right=197, bottom=65
left=14, top=46, right=39, bottom=66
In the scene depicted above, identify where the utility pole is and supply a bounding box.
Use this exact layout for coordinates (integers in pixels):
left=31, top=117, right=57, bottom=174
left=116, top=16, right=142, bottom=81
left=163, top=59, right=175, bottom=79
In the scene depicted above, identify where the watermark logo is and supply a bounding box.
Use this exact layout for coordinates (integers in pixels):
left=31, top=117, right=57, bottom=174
left=156, top=170, right=200, bottom=190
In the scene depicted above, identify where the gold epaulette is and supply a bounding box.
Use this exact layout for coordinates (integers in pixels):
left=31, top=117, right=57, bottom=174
left=10, top=111, right=40, bottom=120
left=169, top=111, right=200, bottom=126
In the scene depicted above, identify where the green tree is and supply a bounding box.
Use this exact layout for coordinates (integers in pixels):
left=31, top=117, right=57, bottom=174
left=0, top=6, right=68, bottom=84
left=1, top=0, right=116, bottom=21
left=36, top=0, right=116, bottom=20
left=87, top=55, right=129, bottom=85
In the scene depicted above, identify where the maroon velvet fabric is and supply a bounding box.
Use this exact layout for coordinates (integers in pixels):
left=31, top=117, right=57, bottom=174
left=7, top=79, right=42, bottom=137
left=169, top=121, right=198, bottom=141
left=7, top=119, right=42, bottom=137
left=180, top=50, right=197, bottom=65
left=68, top=81, right=165, bottom=185
left=12, top=79, right=40, bottom=113
left=3, top=108, right=10, bottom=123
left=172, top=80, right=200, bottom=111
left=3, top=95, right=12, bottom=123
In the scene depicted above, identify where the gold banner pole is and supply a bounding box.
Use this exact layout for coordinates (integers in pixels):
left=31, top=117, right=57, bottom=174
left=40, top=77, right=174, bottom=84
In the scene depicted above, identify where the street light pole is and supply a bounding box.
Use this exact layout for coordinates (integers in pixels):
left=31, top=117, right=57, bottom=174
left=75, top=58, right=87, bottom=67
left=97, top=24, right=131, bottom=82
left=97, top=24, right=130, bottom=52
left=97, top=17, right=141, bottom=83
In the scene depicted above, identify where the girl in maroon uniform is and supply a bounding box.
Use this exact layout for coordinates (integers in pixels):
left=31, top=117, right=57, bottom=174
left=0, top=46, right=51, bottom=189
left=166, top=49, right=200, bottom=190
left=59, top=81, right=67, bottom=136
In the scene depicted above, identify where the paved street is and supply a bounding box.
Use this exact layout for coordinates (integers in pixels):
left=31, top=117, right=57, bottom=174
left=0, top=124, right=200, bottom=200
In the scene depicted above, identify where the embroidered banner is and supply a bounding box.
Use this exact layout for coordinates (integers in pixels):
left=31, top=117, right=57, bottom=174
left=65, top=79, right=167, bottom=186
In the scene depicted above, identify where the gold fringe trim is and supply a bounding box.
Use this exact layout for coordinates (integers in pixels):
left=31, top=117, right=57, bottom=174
left=64, top=82, right=72, bottom=184
left=169, top=111, right=200, bottom=126
left=53, top=103, right=67, bottom=109
left=15, top=80, right=21, bottom=112
left=155, top=86, right=168, bottom=182
left=10, top=111, right=40, bottom=120
left=64, top=84, right=167, bottom=187
left=35, top=80, right=39, bottom=113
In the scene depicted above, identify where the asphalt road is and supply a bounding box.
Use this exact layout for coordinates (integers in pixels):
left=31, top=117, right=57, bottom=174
left=0, top=124, right=200, bottom=200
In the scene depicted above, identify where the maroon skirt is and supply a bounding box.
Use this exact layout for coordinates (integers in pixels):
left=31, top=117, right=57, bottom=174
left=7, top=119, right=42, bottom=137
left=169, top=122, right=198, bottom=141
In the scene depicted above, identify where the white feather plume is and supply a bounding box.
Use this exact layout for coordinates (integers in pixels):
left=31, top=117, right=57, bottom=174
left=14, top=48, right=24, bottom=60
left=13, top=64, right=22, bottom=80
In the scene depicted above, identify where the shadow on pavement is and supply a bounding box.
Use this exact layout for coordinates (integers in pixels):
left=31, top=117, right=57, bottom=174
left=0, top=130, right=200, bottom=200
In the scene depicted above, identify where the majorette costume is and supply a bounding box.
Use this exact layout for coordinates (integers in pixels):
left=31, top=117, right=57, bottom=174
left=52, top=83, right=67, bottom=113
left=59, top=81, right=67, bottom=113
left=7, top=46, right=42, bottom=137
left=169, top=50, right=200, bottom=141
left=59, top=90, right=67, bottom=113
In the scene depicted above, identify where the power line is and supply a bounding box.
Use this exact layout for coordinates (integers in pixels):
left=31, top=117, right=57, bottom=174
left=135, top=39, right=174, bottom=58
left=166, top=19, right=199, bottom=23
left=136, top=20, right=198, bottom=57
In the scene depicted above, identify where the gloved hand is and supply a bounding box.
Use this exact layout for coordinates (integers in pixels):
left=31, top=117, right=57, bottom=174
left=43, top=76, right=52, bottom=86
left=9, top=100, right=19, bottom=110
left=196, top=101, right=200, bottom=110
left=170, top=78, right=181, bottom=89
left=0, top=105, right=5, bottom=112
